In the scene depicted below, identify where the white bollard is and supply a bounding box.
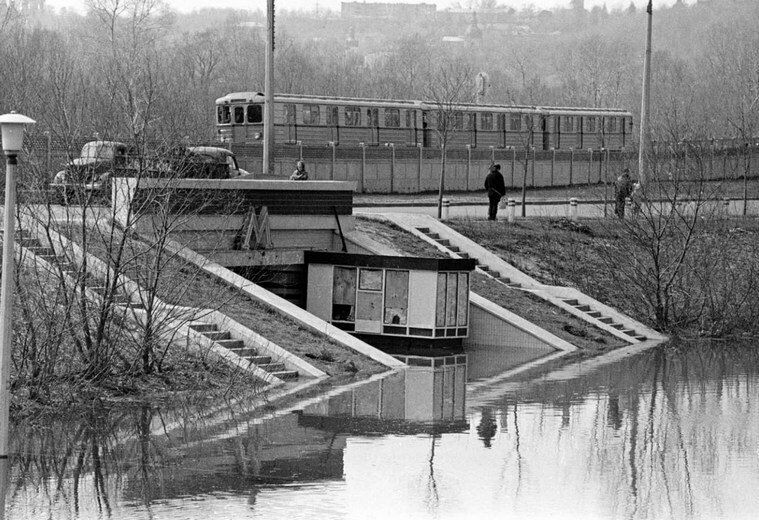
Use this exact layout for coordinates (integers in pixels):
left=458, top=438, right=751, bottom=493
left=569, top=197, right=578, bottom=222
left=507, top=198, right=516, bottom=222
left=442, top=198, right=451, bottom=220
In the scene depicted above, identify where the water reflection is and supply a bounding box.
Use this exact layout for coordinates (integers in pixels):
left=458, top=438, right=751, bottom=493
left=5, top=342, right=759, bottom=519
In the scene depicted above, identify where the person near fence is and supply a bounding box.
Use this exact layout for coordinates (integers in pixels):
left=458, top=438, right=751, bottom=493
left=614, top=168, right=634, bottom=218
left=290, top=160, right=309, bottom=180
left=484, top=163, right=506, bottom=220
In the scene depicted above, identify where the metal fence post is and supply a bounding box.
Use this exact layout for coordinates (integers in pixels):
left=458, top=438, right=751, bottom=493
left=530, top=146, right=535, bottom=187
left=466, top=144, right=472, bottom=192
left=511, top=147, right=516, bottom=188
left=329, top=141, right=336, bottom=180
left=550, top=147, right=555, bottom=186
left=587, top=148, right=593, bottom=186
left=569, top=147, right=574, bottom=186
left=417, top=143, right=423, bottom=192
left=359, top=142, right=366, bottom=193
left=388, top=142, right=395, bottom=194
left=569, top=197, right=578, bottom=222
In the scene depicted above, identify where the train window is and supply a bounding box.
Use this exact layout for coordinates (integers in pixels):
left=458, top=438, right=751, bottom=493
left=465, top=113, right=476, bottom=131
left=509, top=114, right=521, bottom=131
left=586, top=117, right=597, bottom=133
left=234, top=106, right=244, bottom=124
left=246, top=104, right=262, bottom=124
left=481, top=113, right=493, bottom=131
left=608, top=118, right=617, bottom=133
left=284, top=104, right=296, bottom=124
left=385, top=109, right=400, bottom=128
left=563, top=116, right=574, bottom=133
left=345, top=106, right=361, bottom=126
left=523, top=115, right=533, bottom=131
left=367, top=108, right=379, bottom=127
left=497, top=114, right=506, bottom=131
left=303, top=104, right=320, bottom=125
left=554, top=116, right=561, bottom=133
left=406, top=109, right=416, bottom=128
left=326, top=106, right=339, bottom=125
left=218, top=106, right=231, bottom=125
left=452, top=111, right=464, bottom=129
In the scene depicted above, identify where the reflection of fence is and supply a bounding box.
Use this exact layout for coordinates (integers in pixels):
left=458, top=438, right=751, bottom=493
left=233, top=143, right=759, bottom=194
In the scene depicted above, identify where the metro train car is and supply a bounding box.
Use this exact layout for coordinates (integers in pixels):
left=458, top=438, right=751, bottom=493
left=215, top=92, right=634, bottom=151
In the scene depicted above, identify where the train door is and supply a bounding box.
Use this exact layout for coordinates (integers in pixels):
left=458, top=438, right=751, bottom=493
left=367, top=108, right=379, bottom=145
left=407, top=109, right=418, bottom=145
left=541, top=116, right=550, bottom=151
left=497, top=114, right=507, bottom=147
left=554, top=116, right=562, bottom=149
left=467, top=113, right=477, bottom=148
left=285, top=103, right=297, bottom=143
left=422, top=112, right=431, bottom=148
left=579, top=116, right=584, bottom=149
left=327, top=105, right=340, bottom=143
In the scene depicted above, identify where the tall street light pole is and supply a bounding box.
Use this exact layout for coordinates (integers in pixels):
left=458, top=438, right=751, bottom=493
left=0, top=112, right=35, bottom=459
left=263, top=0, right=275, bottom=177
left=638, top=0, right=653, bottom=186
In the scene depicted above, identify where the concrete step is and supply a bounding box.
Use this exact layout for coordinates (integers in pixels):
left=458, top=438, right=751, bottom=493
left=611, top=323, right=626, bottom=330
left=190, top=323, right=218, bottom=333
left=215, top=339, right=245, bottom=350
left=575, top=304, right=591, bottom=312
left=203, top=331, right=231, bottom=341
left=459, top=253, right=470, bottom=259
left=599, top=317, right=614, bottom=324
left=587, top=311, right=602, bottom=318
left=270, top=370, right=299, bottom=380
left=507, top=283, right=522, bottom=288
left=417, top=227, right=430, bottom=234
left=498, top=277, right=512, bottom=284
left=478, top=265, right=491, bottom=272
left=246, top=355, right=273, bottom=365
left=257, top=362, right=286, bottom=373
left=563, top=299, right=580, bottom=306
left=426, top=232, right=440, bottom=239
left=448, top=246, right=460, bottom=252
left=633, top=335, right=647, bottom=341
left=622, top=329, right=638, bottom=336
left=437, top=239, right=451, bottom=246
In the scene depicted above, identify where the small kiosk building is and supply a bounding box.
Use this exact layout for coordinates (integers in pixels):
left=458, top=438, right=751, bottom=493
left=305, top=252, right=476, bottom=352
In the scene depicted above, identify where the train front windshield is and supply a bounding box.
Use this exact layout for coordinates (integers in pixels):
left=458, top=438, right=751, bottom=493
left=216, top=102, right=263, bottom=142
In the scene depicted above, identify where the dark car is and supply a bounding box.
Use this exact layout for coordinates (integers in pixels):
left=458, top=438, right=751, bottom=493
left=179, top=146, right=249, bottom=179
left=51, top=141, right=133, bottom=201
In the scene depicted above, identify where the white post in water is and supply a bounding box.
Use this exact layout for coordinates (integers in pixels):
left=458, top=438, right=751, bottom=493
left=638, top=0, right=653, bottom=186
left=442, top=198, right=450, bottom=220
left=0, top=112, right=35, bottom=458
left=262, top=0, right=275, bottom=176
left=507, top=198, right=516, bottom=222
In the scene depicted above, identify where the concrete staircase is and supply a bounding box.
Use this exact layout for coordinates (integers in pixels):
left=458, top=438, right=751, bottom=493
left=418, top=227, right=523, bottom=288
left=561, top=298, right=647, bottom=341
left=188, top=322, right=299, bottom=380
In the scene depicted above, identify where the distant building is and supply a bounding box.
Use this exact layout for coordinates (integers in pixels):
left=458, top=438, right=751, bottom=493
left=465, top=11, right=482, bottom=41
left=341, top=2, right=436, bottom=20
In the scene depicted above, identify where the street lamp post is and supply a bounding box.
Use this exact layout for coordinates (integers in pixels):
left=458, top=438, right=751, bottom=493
left=0, top=112, right=35, bottom=459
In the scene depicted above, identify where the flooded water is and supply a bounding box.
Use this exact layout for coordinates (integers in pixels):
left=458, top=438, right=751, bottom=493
left=5, top=341, right=759, bottom=520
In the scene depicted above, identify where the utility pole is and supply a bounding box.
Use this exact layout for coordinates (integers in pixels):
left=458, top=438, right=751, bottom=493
left=637, top=0, right=653, bottom=186
left=263, top=0, right=275, bottom=177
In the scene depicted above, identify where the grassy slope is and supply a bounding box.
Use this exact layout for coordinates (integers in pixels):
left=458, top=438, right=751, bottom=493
left=356, top=217, right=626, bottom=352
left=64, top=224, right=387, bottom=380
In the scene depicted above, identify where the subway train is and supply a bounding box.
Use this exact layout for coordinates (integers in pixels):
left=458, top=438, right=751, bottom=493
left=215, top=92, right=634, bottom=151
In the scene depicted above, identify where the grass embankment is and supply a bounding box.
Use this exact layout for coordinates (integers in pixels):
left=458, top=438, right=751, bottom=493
left=64, top=224, right=387, bottom=382
left=356, top=217, right=626, bottom=353
left=448, top=217, right=759, bottom=338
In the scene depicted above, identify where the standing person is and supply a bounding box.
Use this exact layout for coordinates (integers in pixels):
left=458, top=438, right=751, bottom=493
left=290, top=160, right=309, bottom=180
left=484, top=164, right=506, bottom=220
left=614, top=168, right=634, bottom=218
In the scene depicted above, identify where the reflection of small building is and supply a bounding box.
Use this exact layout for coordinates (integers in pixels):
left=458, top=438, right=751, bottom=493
left=341, top=1, right=436, bottom=19
left=305, top=252, right=475, bottom=352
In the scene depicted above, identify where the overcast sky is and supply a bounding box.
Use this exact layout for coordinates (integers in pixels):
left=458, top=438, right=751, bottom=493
left=46, top=0, right=688, bottom=15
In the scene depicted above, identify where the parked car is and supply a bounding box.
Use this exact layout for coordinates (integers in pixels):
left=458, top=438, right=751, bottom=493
left=178, top=146, right=249, bottom=179
left=51, top=142, right=249, bottom=203
left=51, top=141, right=132, bottom=199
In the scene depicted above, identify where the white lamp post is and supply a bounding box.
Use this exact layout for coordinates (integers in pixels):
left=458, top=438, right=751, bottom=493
left=0, top=112, right=35, bottom=459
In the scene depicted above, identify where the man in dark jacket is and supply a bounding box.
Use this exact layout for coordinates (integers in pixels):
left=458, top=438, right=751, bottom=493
left=614, top=169, right=634, bottom=218
left=484, top=164, right=506, bottom=220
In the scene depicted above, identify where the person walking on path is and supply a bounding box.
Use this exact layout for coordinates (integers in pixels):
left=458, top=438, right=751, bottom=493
left=290, top=160, right=309, bottom=180
left=484, top=164, right=506, bottom=220
left=614, top=168, right=634, bottom=218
